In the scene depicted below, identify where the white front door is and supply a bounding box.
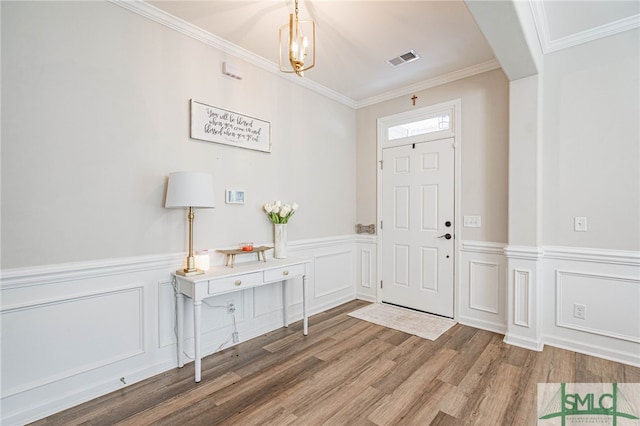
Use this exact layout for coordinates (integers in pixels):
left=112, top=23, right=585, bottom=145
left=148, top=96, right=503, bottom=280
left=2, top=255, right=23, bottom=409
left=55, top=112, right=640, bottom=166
left=381, top=138, right=455, bottom=317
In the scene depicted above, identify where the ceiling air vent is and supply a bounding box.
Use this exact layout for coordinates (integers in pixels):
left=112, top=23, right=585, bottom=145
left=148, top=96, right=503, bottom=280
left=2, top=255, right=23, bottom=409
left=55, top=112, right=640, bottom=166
left=386, top=50, right=420, bottom=67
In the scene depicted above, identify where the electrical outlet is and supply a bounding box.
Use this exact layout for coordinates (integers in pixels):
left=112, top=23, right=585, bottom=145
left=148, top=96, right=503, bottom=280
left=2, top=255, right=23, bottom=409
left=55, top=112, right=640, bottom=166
left=232, top=331, right=239, bottom=343
left=574, top=217, right=588, bottom=232
left=227, top=302, right=236, bottom=314
left=573, top=303, right=586, bottom=320
left=463, top=215, right=481, bottom=228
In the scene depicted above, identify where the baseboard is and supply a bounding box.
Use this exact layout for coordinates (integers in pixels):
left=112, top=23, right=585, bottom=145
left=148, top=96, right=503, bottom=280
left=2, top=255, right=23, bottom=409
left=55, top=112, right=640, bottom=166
left=544, top=335, right=640, bottom=368
left=310, top=294, right=358, bottom=317
left=3, top=359, right=177, bottom=426
left=356, top=294, right=377, bottom=303
left=458, top=315, right=506, bottom=335
left=503, top=332, right=544, bottom=351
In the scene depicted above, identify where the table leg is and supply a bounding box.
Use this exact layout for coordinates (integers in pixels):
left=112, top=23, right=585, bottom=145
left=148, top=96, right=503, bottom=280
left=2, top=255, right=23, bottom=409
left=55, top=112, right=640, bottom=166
left=303, top=274, right=308, bottom=335
left=194, top=300, right=202, bottom=382
left=283, top=279, right=289, bottom=328
left=176, top=292, right=184, bottom=368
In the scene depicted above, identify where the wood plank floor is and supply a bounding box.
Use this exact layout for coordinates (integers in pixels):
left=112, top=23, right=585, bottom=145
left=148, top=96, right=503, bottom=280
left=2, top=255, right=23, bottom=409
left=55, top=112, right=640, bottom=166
left=32, top=300, right=640, bottom=425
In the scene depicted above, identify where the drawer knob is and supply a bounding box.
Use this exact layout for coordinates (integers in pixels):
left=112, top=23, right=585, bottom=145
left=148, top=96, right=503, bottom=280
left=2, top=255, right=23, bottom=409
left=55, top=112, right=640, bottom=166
left=235, top=280, right=242, bottom=286
left=283, top=270, right=289, bottom=276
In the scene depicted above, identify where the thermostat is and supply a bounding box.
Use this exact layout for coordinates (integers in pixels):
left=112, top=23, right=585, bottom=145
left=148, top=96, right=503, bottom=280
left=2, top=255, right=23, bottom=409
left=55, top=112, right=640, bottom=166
left=225, top=189, right=245, bottom=205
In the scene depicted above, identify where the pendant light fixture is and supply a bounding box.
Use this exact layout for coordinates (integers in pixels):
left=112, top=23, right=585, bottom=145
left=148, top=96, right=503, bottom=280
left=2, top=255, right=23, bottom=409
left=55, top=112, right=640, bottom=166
left=279, top=0, right=315, bottom=77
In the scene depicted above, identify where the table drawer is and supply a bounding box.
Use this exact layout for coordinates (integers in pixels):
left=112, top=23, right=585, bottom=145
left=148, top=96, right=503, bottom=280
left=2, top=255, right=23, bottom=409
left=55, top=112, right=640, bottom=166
left=264, top=263, right=305, bottom=282
left=208, top=272, right=262, bottom=294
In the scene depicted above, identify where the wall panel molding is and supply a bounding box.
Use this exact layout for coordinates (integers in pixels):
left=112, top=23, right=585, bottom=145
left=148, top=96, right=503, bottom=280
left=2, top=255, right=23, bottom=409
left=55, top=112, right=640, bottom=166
left=360, top=249, right=373, bottom=289
left=356, top=238, right=377, bottom=302
left=555, top=269, right=640, bottom=343
left=505, top=254, right=543, bottom=351
left=513, top=269, right=531, bottom=327
left=469, top=261, right=500, bottom=314
left=1, top=285, right=144, bottom=398
left=313, top=250, right=354, bottom=298
left=158, top=280, right=177, bottom=349
left=458, top=243, right=507, bottom=332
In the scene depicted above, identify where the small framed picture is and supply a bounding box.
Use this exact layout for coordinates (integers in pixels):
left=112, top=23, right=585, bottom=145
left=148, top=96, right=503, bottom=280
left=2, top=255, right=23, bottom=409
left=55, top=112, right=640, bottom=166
left=225, top=189, right=245, bottom=205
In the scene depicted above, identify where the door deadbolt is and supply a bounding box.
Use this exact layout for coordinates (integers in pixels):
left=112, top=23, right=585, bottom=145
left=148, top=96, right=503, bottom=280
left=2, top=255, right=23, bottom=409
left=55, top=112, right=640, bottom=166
left=445, top=221, right=452, bottom=227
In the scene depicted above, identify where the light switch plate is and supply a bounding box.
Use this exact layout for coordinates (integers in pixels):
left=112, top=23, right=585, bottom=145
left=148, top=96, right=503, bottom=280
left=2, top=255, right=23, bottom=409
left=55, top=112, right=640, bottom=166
left=463, top=215, right=481, bottom=228
left=574, top=217, right=588, bottom=232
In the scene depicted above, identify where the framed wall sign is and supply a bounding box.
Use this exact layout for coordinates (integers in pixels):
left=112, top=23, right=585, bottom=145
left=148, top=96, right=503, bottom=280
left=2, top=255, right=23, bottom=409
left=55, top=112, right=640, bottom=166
left=190, top=99, right=271, bottom=153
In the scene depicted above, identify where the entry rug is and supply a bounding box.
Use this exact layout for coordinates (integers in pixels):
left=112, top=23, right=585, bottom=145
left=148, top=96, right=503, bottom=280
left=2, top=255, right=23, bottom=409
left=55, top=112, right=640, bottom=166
left=348, top=303, right=456, bottom=341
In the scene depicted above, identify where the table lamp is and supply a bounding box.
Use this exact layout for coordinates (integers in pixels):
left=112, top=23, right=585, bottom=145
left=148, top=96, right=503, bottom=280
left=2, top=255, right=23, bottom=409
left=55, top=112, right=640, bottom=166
left=165, top=171, right=215, bottom=276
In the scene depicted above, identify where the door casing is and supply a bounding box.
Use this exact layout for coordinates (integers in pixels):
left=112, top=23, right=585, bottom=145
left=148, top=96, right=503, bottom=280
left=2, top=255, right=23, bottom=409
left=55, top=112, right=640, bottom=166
left=376, top=99, right=462, bottom=319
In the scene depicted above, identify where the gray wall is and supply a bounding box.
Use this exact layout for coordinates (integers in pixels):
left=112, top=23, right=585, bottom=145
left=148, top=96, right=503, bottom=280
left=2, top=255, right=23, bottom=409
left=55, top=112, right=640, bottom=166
left=1, top=1, right=357, bottom=268
left=542, top=29, right=640, bottom=251
left=356, top=69, right=510, bottom=244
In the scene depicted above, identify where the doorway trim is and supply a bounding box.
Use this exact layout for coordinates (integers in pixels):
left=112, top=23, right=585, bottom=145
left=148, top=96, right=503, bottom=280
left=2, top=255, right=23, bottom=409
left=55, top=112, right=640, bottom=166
left=376, top=98, right=462, bottom=319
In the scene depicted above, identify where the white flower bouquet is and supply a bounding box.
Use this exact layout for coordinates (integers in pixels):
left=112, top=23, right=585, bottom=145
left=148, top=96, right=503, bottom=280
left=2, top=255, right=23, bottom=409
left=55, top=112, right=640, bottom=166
left=263, top=200, right=299, bottom=224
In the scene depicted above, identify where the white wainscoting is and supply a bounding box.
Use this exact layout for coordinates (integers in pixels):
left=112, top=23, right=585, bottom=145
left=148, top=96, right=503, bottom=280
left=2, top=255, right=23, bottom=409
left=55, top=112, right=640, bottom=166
left=458, top=241, right=508, bottom=333
left=4, top=238, right=638, bottom=423
left=458, top=242, right=640, bottom=366
left=0, top=235, right=357, bottom=425
left=542, top=248, right=640, bottom=367
left=356, top=235, right=377, bottom=302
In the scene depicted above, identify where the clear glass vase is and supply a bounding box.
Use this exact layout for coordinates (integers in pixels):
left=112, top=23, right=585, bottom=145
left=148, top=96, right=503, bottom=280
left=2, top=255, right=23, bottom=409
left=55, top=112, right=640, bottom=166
left=273, top=223, right=287, bottom=259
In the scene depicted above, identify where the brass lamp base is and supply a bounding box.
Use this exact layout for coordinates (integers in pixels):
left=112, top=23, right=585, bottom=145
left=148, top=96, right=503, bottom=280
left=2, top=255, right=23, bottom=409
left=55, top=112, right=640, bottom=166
left=175, top=268, right=205, bottom=277
left=176, top=254, right=205, bottom=276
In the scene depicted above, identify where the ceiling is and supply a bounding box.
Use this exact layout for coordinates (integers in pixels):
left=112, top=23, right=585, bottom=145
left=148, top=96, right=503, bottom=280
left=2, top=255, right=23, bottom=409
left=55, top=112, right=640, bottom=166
left=141, top=0, right=640, bottom=107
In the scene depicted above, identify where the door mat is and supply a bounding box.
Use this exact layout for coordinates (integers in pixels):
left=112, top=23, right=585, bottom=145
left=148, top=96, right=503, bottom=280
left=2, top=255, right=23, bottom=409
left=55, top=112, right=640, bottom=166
left=348, top=303, right=456, bottom=341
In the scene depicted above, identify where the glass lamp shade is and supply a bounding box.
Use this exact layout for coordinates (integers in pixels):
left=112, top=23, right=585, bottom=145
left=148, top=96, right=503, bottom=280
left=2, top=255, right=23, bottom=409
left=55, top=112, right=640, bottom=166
left=165, top=172, right=215, bottom=208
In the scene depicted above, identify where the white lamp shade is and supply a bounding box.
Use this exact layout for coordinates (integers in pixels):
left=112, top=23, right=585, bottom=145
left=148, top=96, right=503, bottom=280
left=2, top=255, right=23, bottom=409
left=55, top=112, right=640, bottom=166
left=165, top=172, right=215, bottom=208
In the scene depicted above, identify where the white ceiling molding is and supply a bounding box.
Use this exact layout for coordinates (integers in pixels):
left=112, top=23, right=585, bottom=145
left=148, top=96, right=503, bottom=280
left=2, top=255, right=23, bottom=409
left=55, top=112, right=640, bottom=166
left=109, top=0, right=357, bottom=109
left=355, top=59, right=501, bottom=109
left=109, top=0, right=501, bottom=110
left=530, top=1, right=640, bottom=54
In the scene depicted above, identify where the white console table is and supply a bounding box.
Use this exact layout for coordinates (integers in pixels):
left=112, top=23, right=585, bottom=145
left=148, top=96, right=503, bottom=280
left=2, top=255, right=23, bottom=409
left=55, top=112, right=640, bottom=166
left=173, top=257, right=310, bottom=382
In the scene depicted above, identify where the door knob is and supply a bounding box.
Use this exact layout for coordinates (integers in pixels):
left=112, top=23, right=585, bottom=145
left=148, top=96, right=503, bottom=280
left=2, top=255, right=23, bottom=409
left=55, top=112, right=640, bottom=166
left=437, top=233, right=452, bottom=240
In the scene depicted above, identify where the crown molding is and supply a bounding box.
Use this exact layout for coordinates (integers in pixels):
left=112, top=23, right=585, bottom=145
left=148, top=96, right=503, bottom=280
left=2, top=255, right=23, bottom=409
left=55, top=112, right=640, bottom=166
left=355, top=59, right=501, bottom=109
left=109, top=0, right=503, bottom=110
left=530, top=1, right=640, bottom=54
left=108, top=0, right=357, bottom=109
left=545, top=14, right=640, bottom=54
